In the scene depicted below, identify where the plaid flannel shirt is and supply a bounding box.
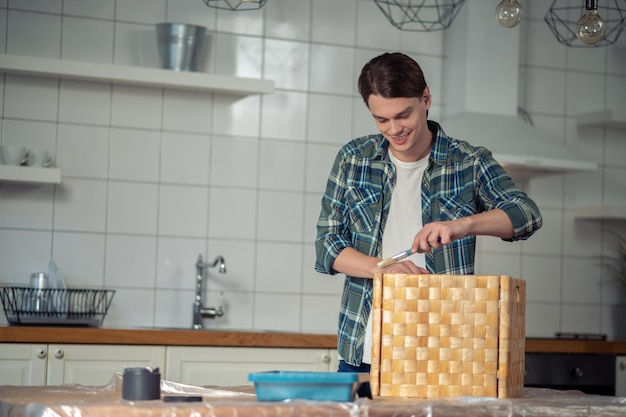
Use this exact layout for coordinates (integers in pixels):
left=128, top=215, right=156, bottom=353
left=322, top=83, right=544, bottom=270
left=314, top=120, right=543, bottom=366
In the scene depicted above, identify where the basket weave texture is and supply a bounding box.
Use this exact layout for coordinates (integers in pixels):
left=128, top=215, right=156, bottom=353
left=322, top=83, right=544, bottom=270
left=370, top=274, right=525, bottom=399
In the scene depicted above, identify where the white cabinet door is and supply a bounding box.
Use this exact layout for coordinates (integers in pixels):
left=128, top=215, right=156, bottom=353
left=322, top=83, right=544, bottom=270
left=328, top=350, right=339, bottom=372
left=0, top=343, right=48, bottom=386
left=46, top=344, right=166, bottom=386
left=166, top=347, right=333, bottom=386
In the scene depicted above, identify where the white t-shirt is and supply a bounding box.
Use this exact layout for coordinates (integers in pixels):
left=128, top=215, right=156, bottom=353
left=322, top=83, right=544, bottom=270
left=361, top=151, right=428, bottom=364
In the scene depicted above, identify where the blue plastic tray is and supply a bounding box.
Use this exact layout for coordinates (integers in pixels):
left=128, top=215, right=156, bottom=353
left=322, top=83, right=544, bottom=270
left=248, top=371, right=369, bottom=402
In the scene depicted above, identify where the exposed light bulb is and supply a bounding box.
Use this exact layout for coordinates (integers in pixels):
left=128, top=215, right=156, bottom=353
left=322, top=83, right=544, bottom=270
left=495, top=0, right=524, bottom=28
left=576, top=0, right=606, bottom=45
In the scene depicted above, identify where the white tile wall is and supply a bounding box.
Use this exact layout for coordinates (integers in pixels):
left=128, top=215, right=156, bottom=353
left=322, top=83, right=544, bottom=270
left=161, top=132, right=211, bottom=185
left=0, top=0, right=625, bottom=341
left=109, top=128, right=160, bottom=181
left=564, top=119, right=604, bottom=165
left=4, top=75, right=58, bottom=121
left=214, top=33, right=263, bottom=79
left=113, top=22, right=159, bottom=68
left=261, top=91, right=308, bottom=140
left=307, top=94, right=354, bottom=145
left=562, top=257, right=602, bottom=304
left=212, top=94, right=260, bottom=136
left=52, top=232, right=105, bottom=286
left=566, top=42, right=607, bottom=73
left=105, top=235, right=157, bottom=288
left=208, top=188, right=257, bottom=239
left=522, top=18, right=566, bottom=69
left=303, top=194, right=323, bottom=244
left=264, top=0, right=310, bottom=41
left=255, top=242, right=302, bottom=293
left=602, top=305, right=626, bottom=340
left=311, top=0, right=356, bottom=46
left=355, top=0, right=400, bottom=50
left=258, top=140, right=305, bottom=191
left=58, top=80, right=112, bottom=125
left=61, top=17, right=114, bottom=63
left=565, top=71, right=606, bottom=115
left=7, top=10, right=61, bottom=58
left=521, top=256, right=561, bottom=303
left=304, top=143, right=340, bottom=193
left=0, top=182, right=54, bottom=229
left=216, top=5, right=264, bottom=36
left=158, top=185, right=208, bottom=237
left=111, top=85, right=162, bottom=129
left=107, top=182, right=159, bottom=234
left=309, top=44, right=355, bottom=95
left=253, top=293, right=301, bottom=331
left=54, top=178, right=107, bottom=232
left=0, top=229, right=52, bottom=282
left=209, top=135, right=257, bottom=188
left=257, top=190, right=303, bottom=242
left=162, top=89, right=214, bottom=133
left=164, top=1, right=217, bottom=32
left=56, top=124, right=110, bottom=178
left=62, top=0, right=115, bottom=19
left=263, top=39, right=310, bottom=91
left=605, top=128, right=626, bottom=167
left=116, top=0, right=166, bottom=24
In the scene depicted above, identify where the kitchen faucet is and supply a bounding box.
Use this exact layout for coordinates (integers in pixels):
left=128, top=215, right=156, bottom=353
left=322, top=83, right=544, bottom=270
left=192, top=254, right=226, bottom=329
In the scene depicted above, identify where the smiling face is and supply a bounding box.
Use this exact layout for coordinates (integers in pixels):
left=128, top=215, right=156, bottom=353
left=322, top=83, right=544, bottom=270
left=367, top=89, right=433, bottom=163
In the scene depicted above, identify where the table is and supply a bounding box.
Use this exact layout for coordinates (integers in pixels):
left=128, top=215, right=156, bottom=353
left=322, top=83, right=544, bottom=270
left=1, top=373, right=625, bottom=417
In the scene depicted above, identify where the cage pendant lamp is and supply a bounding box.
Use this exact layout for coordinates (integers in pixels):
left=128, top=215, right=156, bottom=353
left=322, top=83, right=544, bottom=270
left=202, top=0, right=267, bottom=11
left=545, top=0, right=626, bottom=47
left=374, top=0, right=466, bottom=31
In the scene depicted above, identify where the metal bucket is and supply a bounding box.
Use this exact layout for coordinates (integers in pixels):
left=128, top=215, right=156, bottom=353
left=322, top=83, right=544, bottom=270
left=156, top=23, right=206, bottom=71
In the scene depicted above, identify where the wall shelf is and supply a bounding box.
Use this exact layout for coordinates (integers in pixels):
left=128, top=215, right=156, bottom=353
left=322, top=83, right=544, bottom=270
left=0, top=165, right=61, bottom=184
left=499, top=153, right=598, bottom=180
left=574, top=205, right=626, bottom=220
left=442, top=113, right=599, bottom=179
left=0, top=54, right=275, bottom=96
left=576, top=110, right=626, bottom=130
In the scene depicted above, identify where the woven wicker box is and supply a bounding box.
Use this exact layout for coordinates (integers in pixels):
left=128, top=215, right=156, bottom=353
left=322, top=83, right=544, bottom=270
left=370, top=274, right=525, bottom=399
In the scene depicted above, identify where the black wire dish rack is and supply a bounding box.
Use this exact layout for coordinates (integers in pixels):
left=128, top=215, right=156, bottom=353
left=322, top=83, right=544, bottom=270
left=0, top=286, right=116, bottom=327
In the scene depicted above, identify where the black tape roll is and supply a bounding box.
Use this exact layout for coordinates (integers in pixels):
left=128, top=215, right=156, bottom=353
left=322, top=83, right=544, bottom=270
left=122, top=367, right=161, bottom=401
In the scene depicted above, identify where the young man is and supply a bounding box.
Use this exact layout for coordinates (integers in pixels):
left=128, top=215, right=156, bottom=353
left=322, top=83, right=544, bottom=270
left=314, top=52, right=542, bottom=397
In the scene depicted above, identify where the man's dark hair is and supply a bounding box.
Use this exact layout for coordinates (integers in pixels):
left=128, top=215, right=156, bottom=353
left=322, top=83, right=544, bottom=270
left=358, top=52, right=428, bottom=107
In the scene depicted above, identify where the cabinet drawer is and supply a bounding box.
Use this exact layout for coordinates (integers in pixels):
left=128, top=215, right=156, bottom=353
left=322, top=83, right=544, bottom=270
left=525, top=353, right=615, bottom=395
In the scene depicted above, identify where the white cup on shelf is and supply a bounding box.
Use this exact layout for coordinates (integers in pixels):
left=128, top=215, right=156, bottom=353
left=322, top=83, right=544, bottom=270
left=29, top=149, right=56, bottom=168
left=0, top=145, right=32, bottom=166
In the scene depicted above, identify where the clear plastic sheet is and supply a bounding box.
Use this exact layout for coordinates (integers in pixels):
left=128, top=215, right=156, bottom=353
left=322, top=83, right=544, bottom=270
left=1, top=373, right=625, bottom=417
left=364, top=389, right=626, bottom=417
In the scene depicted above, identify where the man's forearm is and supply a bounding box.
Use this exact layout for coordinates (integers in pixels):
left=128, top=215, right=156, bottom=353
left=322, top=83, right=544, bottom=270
left=463, top=208, right=514, bottom=239
left=332, top=247, right=380, bottom=279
